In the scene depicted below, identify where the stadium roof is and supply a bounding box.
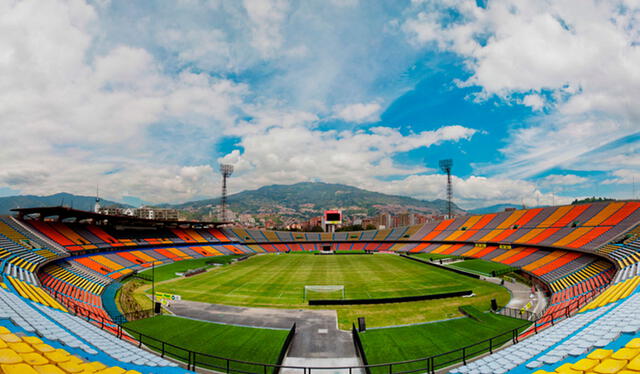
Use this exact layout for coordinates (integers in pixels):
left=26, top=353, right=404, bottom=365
left=11, top=206, right=229, bottom=228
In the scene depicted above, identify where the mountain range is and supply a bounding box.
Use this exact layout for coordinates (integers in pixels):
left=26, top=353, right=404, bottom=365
left=161, top=182, right=464, bottom=221
left=0, top=182, right=466, bottom=221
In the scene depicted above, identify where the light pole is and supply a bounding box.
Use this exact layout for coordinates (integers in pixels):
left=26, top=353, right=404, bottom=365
left=439, top=159, right=453, bottom=218
left=219, top=164, right=234, bottom=221
left=151, top=262, right=155, bottom=313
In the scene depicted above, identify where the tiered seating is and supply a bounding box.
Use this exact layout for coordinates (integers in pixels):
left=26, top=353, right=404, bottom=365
left=580, top=276, right=640, bottom=312
left=405, top=201, right=640, bottom=251
left=0, top=217, right=67, bottom=256
left=0, top=222, right=60, bottom=273
left=549, top=261, right=614, bottom=293
left=0, top=287, right=184, bottom=373
left=24, top=220, right=236, bottom=253
left=38, top=262, right=112, bottom=324
left=66, top=244, right=249, bottom=279
left=451, top=275, right=640, bottom=374
left=5, top=275, right=66, bottom=312
left=530, top=341, right=640, bottom=374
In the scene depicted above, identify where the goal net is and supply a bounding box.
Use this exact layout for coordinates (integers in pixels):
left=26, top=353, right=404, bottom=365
left=303, top=285, right=345, bottom=300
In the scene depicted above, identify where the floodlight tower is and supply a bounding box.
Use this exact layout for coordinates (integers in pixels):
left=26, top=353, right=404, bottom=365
left=439, top=159, right=453, bottom=219
left=94, top=185, right=101, bottom=214
left=219, top=164, right=234, bottom=222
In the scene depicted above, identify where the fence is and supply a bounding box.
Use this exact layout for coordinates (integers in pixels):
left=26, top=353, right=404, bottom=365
left=352, top=324, right=371, bottom=374
left=47, top=291, right=533, bottom=374
left=274, top=324, right=296, bottom=374
left=496, top=284, right=606, bottom=335
left=39, top=274, right=610, bottom=373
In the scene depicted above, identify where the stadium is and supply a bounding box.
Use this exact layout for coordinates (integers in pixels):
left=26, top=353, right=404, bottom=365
left=4, top=1, right=640, bottom=374
left=0, top=200, right=638, bottom=374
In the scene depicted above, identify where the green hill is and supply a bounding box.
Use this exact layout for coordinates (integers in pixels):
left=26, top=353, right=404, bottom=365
left=165, top=182, right=464, bottom=220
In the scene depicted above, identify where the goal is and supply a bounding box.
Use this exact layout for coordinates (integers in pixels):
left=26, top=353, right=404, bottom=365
left=303, top=285, right=345, bottom=300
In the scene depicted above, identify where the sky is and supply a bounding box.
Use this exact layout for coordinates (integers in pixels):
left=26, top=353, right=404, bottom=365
left=1, top=0, right=639, bottom=209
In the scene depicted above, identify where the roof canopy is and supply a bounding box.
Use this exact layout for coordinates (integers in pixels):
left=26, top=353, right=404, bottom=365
left=11, top=206, right=228, bottom=228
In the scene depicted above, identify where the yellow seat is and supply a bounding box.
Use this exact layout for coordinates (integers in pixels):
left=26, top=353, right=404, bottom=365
left=23, top=336, right=44, bottom=345
left=96, top=368, right=126, bottom=374
left=593, top=358, right=627, bottom=374
left=1, top=363, right=40, bottom=374
left=123, top=371, right=141, bottom=374
left=0, top=334, right=22, bottom=343
left=21, top=352, right=49, bottom=366
left=9, top=342, right=35, bottom=353
left=626, top=339, right=640, bottom=349
left=0, top=327, right=10, bottom=334
left=87, top=362, right=107, bottom=371
left=34, top=364, right=67, bottom=374
left=612, top=348, right=640, bottom=361
left=589, top=349, right=614, bottom=360
left=628, top=355, right=640, bottom=371
left=0, top=340, right=6, bottom=349
left=0, top=348, right=23, bottom=364
left=77, top=362, right=101, bottom=372
left=33, top=344, right=55, bottom=353
left=65, top=356, right=83, bottom=365
left=556, top=363, right=582, bottom=374
left=572, top=358, right=600, bottom=372
left=58, top=361, right=85, bottom=373
left=44, top=350, right=70, bottom=364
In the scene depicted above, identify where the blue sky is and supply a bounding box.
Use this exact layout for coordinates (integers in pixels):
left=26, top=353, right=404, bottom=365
left=0, top=0, right=639, bottom=209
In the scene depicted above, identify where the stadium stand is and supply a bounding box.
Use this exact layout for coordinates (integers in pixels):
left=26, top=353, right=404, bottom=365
left=451, top=275, right=640, bottom=374
left=0, top=200, right=638, bottom=373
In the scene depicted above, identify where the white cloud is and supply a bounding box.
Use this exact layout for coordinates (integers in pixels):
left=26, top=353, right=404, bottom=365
left=217, top=124, right=477, bottom=194
left=0, top=0, right=251, bottom=203
left=368, top=174, right=571, bottom=209
left=243, top=0, right=289, bottom=57
left=333, top=102, right=382, bottom=123
left=3, top=0, right=634, bottom=210
left=402, top=0, right=640, bottom=179
left=603, top=169, right=640, bottom=185
left=522, top=94, right=545, bottom=111
left=539, top=174, right=589, bottom=186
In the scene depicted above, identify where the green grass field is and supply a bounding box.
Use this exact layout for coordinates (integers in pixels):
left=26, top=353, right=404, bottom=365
left=360, top=312, right=529, bottom=373
left=139, top=255, right=243, bottom=282
left=446, top=259, right=515, bottom=276
left=155, top=253, right=510, bottom=329
left=124, top=315, right=288, bottom=372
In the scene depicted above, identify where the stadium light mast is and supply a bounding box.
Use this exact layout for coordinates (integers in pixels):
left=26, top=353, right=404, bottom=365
left=439, top=159, right=453, bottom=219
left=219, top=164, right=234, bottom=222
left=94, top=185, right=101, bottom=213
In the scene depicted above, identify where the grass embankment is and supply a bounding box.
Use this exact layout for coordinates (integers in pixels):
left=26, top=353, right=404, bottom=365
left=124, top=315, right=289, bottom=372
left=360, top=311, right=529, bottom=373
left=138, top=255, right=243, bottom=282
left=117, top=255, right=243, bottom=314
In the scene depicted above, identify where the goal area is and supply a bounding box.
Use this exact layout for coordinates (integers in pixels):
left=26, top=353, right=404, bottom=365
left=303, top=285, right=345, bottom=300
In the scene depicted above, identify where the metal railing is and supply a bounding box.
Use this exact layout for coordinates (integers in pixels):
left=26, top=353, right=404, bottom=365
left=496, top=284, right=606, bottom=335
left=39, top=274, right=610, bottom=373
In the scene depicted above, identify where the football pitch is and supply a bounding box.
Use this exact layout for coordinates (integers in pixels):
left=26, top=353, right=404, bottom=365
left=155, top=253, right=510, bottom=329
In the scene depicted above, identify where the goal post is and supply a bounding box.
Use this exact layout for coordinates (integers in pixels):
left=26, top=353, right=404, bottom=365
left=303, top=285, right=345, bottom=300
